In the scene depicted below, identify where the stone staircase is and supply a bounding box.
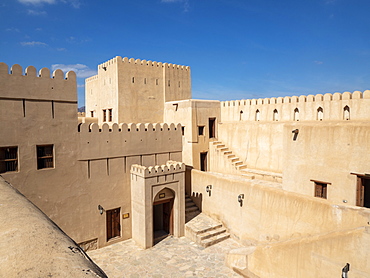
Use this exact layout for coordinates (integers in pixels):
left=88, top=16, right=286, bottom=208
left=212, top=141, right=283, bottom=183
left=185, top=194, right=200, bottom=223
left=185, top=211, right=230, bottom=248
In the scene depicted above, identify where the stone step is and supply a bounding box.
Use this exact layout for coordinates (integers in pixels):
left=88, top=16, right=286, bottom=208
left=197, top=226, right=227, bottom=241
left=195, top=223, right=223, bottom=235
left=215, top=144, right=225, bottom=148
left=227, top=154, right=236, bottom=159
left=237, top=165, right=248, bottom=170
left=219, top=147, right=228, bottom=152
left=223, top=150, right=232, bottom=155
left=242, top=173, right=255, bottom=179
left=186, top=202, right=196, bottom=208
left=186, top=206, right=199, bottom=213
left=212, top=141, right=222, bottom=145
left=230, top=157, right=239, bottom=162
left=233, top=161, right=243, bottom=166
left=201, top=232, right=231, bottom=248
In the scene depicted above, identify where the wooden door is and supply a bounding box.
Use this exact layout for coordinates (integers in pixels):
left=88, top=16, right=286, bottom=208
left=106, top=208, right=121, bottom=241
left=163, top=199, right=174, bottom=235
left=356, top=177, right=364, bottom=207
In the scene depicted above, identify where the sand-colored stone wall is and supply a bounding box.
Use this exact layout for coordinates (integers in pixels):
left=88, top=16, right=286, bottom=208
left=217, top=121, right=284, bottom=173
left=190, top=170, right=370, bottom=245
left=245, top=227, right=370, bottom=278
left=221, top=90, right=370, bottom=122
left=282, top=122, right=370, bottom=206
left=164, top=99, right=220, bottom=169
left=86, top=56, right=191, bottom=124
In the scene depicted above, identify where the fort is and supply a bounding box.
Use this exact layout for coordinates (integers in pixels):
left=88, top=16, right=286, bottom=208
left=0, top=57, right=370, bottom=277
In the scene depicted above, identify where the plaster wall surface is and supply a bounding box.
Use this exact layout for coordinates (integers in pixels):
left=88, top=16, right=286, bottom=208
left=217, top=122, right=284, bottom=173
left=221, top=90, right=370, bottom=122
left=86, top=56, right=191, bottom=124
left=190, top=170, right=370, bottom=245
left=164, top=99, right=220, bottom=169
left=282, top=121, right=370, bottom=206
left=246, top=228, right=370, bottom=278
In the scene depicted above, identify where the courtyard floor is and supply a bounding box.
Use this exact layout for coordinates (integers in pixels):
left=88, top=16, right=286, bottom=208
left=88, top=236, right=242, bottom=278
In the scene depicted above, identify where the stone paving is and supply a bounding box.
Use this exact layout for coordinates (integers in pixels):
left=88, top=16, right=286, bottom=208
left=88, top=236, right=242, bottom=277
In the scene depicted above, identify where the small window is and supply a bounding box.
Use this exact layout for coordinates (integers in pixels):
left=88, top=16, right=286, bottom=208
left=273, top=109, right=278, bottom=121
left=0, top=146, right=18, bottom=173
left=108, top=109, right=112, bottom=122
left=156, top=79, right=159, bottom=85
left=144, top=78, right=147, bottom=84
left=313, top=181, right=328, bottom=199
left=198, top=126, right=205, bottom=136
left=317, top=107, right=323, bottom=121
left=37, top=145, right=54, bottom=170
left=132, top=77, right=135, bottom=83
left=181, top=126, right=185, bottom=136
left=168, top=80, right=170, bottom=87
left=103, top=109, right=107, bottom=122
left=294, top=108, right=299, bottom=121
left=90, top=111, right=94, bottom=117
left=255, top=109, right=260, bottom=121
left=343, top=106, right=350, bottom=120
left=178, top=81, right=181, bottom=88
left=239, top=110, right=243, bottom=121
left=209, top=118, right=216, bottom=138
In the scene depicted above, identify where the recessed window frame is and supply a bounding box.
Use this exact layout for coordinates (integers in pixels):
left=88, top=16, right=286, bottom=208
left=0, top=146, right=18, bottom=173
left=311, top=179, right=330, bottom=199
left=198, top=126, right=205, bottom=136
left=36, top=144, right=54, bottom=170
left=103, top=109, right=107, bottom=122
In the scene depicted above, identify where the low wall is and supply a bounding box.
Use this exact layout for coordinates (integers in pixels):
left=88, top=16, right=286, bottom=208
left=191, top=170, right=370, bottom=245
left=245, top=227, right=370, bottom=278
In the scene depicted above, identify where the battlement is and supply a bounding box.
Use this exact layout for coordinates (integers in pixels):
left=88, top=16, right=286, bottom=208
left=0, top=62, right=77, bottom=102
left=130, top=161, right=185, bottom=178
left=0, top=62, right=76, bottom=81
left=97, top=56, right=190, bottom=71
left=78, top=122, right=182, bottom=160
left=78, top=122, right=181, bottom=133
left=221, top=90, right=370, bottom=122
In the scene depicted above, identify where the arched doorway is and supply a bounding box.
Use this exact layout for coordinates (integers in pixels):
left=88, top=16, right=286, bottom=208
left=153, top=188, right=175, bottom=244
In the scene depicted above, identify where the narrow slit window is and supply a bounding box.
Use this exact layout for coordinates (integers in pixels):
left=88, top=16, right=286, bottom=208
left=317, top=107, right=323, bottom=121
left=343, top=106, right=350, bottom=120
left=103, top=109, right=107, bottom=122
left=132, top=77, right=135, bottom=83
left=90, top=111, right=94, bottom=117
left=198, top=126, right=205, bottom=136
left=255, top=109, right=260, bottom=121
left=273, top=109, right=278, bottom=121
left=37, top=145, right=54, bottom=170
left=108, top=109, right=112, bottom=122
left=294, top=108, right=299, bottom=121
left=0, top=146, right=18, bottom=173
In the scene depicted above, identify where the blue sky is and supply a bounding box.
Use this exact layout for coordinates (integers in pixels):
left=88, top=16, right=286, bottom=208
left=1, top=0, right=370, bottom=107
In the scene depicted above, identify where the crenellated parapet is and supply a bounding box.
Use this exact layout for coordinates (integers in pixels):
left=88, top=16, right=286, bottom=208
left=0, top=62, right=76, bottom=102
left=78, top=122, right=182, bottom=160
left=221, top=90, right=370, bottom=122
left=130, top=161, right=185, bottom=178
left=96, top=56, right=190, bottom=71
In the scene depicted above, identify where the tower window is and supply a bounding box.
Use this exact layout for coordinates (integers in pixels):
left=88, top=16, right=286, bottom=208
left=198, top=126, right=205, bottom=136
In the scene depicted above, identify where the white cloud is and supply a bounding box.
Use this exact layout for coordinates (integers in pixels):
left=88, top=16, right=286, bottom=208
left=161, top=0, right=189, bottom=12
left=5, top=27, right=20, bottom=32
left=19, top=0, right=56, bottom=4
left=27, top=9, right=47, bottom=15
left=314, top=60, right=324, bottom=65
left=20, top=41, right=48, bottom=46
left=56, top=47, right=67, bottom=51
left=51, top=64, right=97, bottom=78
left=77, top=84, right=85, bottom=88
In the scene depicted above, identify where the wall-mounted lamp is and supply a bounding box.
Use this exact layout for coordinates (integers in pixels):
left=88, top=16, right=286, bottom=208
left=98, top=205, right=104, bottom=215
left=342, top=263, right=350, bottom=278
left=292, top=129, right=299, bottom=141
left=238, top=194, right=244, bottom=207
left=343, top=199, right=348, bottom=203
left=206, top=185, right=212, bottom=196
